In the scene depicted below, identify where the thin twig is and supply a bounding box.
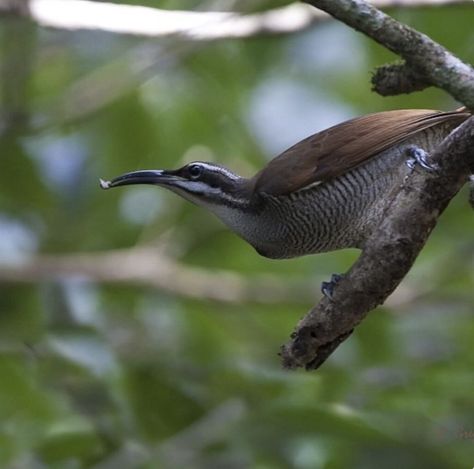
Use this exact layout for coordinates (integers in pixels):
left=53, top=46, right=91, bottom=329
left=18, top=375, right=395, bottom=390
left=32, top=41, right=198, bottom=130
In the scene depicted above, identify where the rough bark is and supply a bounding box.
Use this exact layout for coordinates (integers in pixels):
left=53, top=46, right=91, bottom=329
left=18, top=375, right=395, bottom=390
left=306, top=0, right=474, bottom=108
left=281, top=116, right=474, bottom=369
left=277, top=0, right=474, bottom=370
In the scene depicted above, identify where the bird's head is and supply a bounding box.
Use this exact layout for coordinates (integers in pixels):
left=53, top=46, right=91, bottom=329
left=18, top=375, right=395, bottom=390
left=100, top=161, right=251, bottom=210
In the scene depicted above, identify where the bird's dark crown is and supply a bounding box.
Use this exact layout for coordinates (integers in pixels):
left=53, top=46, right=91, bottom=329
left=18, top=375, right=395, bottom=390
left=174, top=161, right=240, bottom=186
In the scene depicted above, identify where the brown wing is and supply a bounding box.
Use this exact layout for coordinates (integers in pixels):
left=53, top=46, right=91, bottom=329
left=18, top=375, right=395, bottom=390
left=253, top=108, right=470, bottom=196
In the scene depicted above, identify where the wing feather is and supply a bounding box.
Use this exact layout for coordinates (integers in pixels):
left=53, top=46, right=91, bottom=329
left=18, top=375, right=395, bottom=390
left=253, top=109, right=470, bottom=195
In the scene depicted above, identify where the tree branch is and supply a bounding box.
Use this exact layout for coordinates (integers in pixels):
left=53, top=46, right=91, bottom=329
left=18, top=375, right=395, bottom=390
left=281, top=116, right=474, bottom=369
left=0, top=0, right=469, bottom=40
left=305, top=0, right=474, bottom=107
left=278, top=0, right=474, bottom=370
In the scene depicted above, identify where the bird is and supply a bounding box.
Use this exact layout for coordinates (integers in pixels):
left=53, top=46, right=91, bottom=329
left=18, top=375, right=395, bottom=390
left=100, top=108, right=470, bottom=261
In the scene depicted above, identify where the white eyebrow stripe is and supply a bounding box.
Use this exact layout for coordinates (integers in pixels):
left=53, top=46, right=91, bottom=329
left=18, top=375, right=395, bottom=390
left=194, top=162, right=239, bottom=180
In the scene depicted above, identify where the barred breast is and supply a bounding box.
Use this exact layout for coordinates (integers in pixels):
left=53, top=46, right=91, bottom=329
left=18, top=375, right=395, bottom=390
left=250, top=124, right=452, bottom=259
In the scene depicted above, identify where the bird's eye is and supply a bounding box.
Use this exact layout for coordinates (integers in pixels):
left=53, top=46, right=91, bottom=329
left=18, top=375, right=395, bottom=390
left=188, top=164, right=202, bottom=179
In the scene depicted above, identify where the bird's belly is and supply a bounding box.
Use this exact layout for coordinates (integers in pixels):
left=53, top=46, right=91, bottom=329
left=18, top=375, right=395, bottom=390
left=213, top=129, right=450, bottom=259
left=252, top=149, right=413, bottom=259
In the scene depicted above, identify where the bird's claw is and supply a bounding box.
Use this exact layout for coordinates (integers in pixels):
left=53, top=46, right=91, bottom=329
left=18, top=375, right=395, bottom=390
left=405, top=145, right=439, bottom=171
left=321, top=273, right=344, bottom=299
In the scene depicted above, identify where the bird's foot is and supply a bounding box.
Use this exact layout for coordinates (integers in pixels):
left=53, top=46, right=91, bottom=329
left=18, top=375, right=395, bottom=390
left=321, top=273, right=344, bottom=299
left=405, top=145, right=439, bottom=171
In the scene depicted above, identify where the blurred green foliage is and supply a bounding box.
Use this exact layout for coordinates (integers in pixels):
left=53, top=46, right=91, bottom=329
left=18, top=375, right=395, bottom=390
left=0, top=1, right=474, bottom=468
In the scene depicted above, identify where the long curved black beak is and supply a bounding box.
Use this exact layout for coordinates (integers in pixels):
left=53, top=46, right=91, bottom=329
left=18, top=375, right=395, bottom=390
left=99, top=169, right=178, bottom=190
